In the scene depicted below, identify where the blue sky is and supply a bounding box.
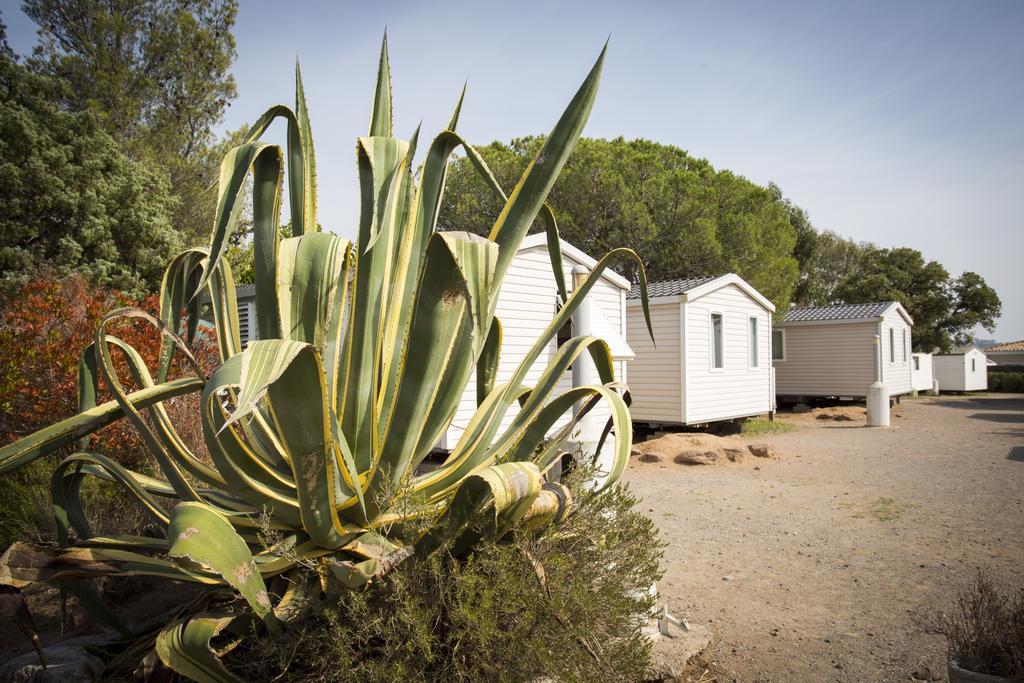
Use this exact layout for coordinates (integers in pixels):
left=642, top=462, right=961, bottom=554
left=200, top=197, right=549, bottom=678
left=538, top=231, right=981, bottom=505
left=4, top=1, right=1022, bottom=340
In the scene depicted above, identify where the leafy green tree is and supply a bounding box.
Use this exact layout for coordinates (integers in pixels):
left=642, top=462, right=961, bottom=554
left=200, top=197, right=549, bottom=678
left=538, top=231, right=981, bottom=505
left=22, top=0, right=239, bottom=244
left=440, top=136, right=799, bottom=309
left=946, top=271, right=1002, bottom=347
left=0, top=26, right=181, bottom=297
left=833, top=247, right=1000, bottom=352
left=791, top=230, right=868, bottom=306
left=770, top=182, right=819, bottom=304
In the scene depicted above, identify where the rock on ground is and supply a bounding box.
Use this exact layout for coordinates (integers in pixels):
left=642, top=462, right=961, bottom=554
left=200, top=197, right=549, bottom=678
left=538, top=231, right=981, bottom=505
left=646, top=624, right=713, bottom=681
left=673, top=450, right=719, bottom=465
left=3, top=637, right=105, bottom=683
left=747, top=443, right=776, bottom=458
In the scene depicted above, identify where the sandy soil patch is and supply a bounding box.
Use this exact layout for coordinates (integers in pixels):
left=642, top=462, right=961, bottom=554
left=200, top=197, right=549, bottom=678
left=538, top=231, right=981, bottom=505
left=631, top=432, right=775, bottom=466
left=625, top=394, right=1024, bottom=682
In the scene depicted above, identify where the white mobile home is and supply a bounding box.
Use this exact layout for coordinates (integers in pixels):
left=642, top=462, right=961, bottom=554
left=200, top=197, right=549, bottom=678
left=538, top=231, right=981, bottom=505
left=911, top=352, right=935, bottom=393
left=201, top=284, right=258, bottom=346
left=774, top=301, right=914, bottom=400
left=438, top=235, right=634, bottom=451
left=624, top=274, right=776, bottom=426
left=934, top=349, right=988, bottom=392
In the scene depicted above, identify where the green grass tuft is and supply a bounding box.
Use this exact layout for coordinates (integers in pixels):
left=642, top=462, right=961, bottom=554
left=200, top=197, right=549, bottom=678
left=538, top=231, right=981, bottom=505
left=740, top=418, right=794, bottom=435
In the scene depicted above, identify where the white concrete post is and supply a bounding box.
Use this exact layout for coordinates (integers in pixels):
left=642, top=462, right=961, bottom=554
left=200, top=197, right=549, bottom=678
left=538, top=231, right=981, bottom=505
left=867, top=333, right=890, bottom=427
left=571, top=266, right=593, bottom=407
left=569, top=266, right=617, bottom=485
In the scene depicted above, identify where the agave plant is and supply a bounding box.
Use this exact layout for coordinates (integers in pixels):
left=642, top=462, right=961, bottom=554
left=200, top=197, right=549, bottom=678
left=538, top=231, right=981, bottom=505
left=0, top=36, right=651, bottom=680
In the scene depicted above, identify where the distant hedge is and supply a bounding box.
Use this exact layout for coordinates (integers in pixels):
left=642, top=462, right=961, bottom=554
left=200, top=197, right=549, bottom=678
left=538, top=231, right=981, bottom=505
left=989, top=367, right=1024, bottom=393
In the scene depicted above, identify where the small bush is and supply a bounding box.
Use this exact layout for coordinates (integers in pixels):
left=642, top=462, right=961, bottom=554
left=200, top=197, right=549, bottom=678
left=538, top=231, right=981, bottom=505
left=928, top=571, right=1024, bottom=678
left=227, top=475, right=665, bottom=682
left=989, top=370, right=1024, bottom=393
left=741, top=418, right=794, bottom=435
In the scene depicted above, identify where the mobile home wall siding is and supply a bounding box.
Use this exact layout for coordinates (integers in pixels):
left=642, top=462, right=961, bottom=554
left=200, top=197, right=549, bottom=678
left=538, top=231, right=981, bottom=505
left=684, top=285, right=773, bottom=422
left=443, top=246, right=627, bottom=450
left=911, top=353, right=934, bottom=392
left=879, top=308, right=912, bottom=395
left=774, top=321, right=877, bottom=397
left=964, top=350, right=988, bottom=391
left=934, top=355, right=965, bottom=392
left=444, top=249, right=557, bottom=450
left=624, top=301, right=683, bottom=422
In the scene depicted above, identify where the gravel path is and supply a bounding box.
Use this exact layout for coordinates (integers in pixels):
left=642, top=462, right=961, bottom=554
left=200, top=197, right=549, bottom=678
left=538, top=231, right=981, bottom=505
left=624, top=394, right=1024, bottom=683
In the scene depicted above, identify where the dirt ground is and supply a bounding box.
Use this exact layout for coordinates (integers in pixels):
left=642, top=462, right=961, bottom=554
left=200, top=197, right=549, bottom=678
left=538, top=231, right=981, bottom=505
left=624, top=394, right=1024, bottom=682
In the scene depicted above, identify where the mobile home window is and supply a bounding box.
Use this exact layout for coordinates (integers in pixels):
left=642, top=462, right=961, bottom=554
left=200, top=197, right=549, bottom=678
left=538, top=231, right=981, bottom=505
left=971, top=357, right=976, bottom=372
left=749, top=317, right=759, bottom=368
left=902, top=329, right=908, bottom=362
left=889, top=328, right=895, bottom=364
left=711, top=313, right=724, bottom=369
left=771, top=328, right=785, bottom=361
left=913, top=356, right=920, bottom=371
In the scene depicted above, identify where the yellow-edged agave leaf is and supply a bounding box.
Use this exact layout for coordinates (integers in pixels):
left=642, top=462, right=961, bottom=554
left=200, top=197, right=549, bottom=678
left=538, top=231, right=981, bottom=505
left=82, top=335, right=224, bottom=486
left=413, top=335, right=616, bottom=500
left=220, top=339, right=307, bottom=432
left=375, top=98, right=465, bottom=435
left=293, top=62, right=318, bottom=234
left=168, top=503, right=279, bottom=629
left=0, top=543, right=221, bottom=587
left=452, top=248, right=651, bottom=472
left=541, top=205, right=569, bottom=303
left=504, top=383, right=633, bottom=489
left=252, top=145, right=284, bottom=339
left=370, top=232, right=497, bottom=507
left=341, top=135, right=414, bottom=469
left=276, top=233, right=351, bottom=348
left=477, top=317, right=502, bottom=406
left=368, top=32, right=392, bottom=137
left=244, top=65, right=316, bottom=238
left=197, top=142, right=283, bottom=296
left=0, top=377, right=201, bottom=475
left=202, top=356, right=304, bottom=527
left=520, top=482, right=572, bottom=532
left=155, top=615, right=244, bottom=683
left=272, top=568, right=321, bottom=623
left=94, top=310, right=206, bottom=501
left=241, top=341, right=364, bottom=543
left=52, top=453, right=172, bottom=547
left=417, top=462, right=544, bottom=557
left=206, top=255, right=244, bottom=362
left=487, top=44, right=605, bottom=291
left=157, top=249, right=207, bottom=382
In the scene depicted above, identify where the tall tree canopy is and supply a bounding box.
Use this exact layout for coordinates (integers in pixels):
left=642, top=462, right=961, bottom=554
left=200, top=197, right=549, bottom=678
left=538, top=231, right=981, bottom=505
left=832, top=246, right=1001, bottom=352
left=439, top=136, right=800, bottom=309
left=23, top=0, right=239, bottom=243
left=0, top=26, right=180, bottom=297
left=791, top=229, right=868, bottom=307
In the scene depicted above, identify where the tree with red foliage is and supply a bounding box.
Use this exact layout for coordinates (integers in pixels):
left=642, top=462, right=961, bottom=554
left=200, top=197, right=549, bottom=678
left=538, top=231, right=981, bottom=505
left=0, top=273, right=217, bottom=545
left=0, top=272, right=220, bottom=449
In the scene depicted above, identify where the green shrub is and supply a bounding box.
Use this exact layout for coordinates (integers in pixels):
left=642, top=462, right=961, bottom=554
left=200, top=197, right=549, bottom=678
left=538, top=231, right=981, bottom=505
left=989, top=370, right=1024, bottom=393
left=226, top=474, right=664, bottom=683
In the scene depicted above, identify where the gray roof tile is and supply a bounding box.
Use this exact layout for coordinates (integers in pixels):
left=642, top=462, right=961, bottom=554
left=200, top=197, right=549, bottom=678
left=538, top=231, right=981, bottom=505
left=628, top=275, right=724, bottom=300
left=783, top=301, right=896, bottom=323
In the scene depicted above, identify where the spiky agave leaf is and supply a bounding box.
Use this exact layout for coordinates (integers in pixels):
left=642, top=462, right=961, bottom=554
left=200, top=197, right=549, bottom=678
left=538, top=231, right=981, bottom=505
left=0, top=36, right=656, bottom=681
